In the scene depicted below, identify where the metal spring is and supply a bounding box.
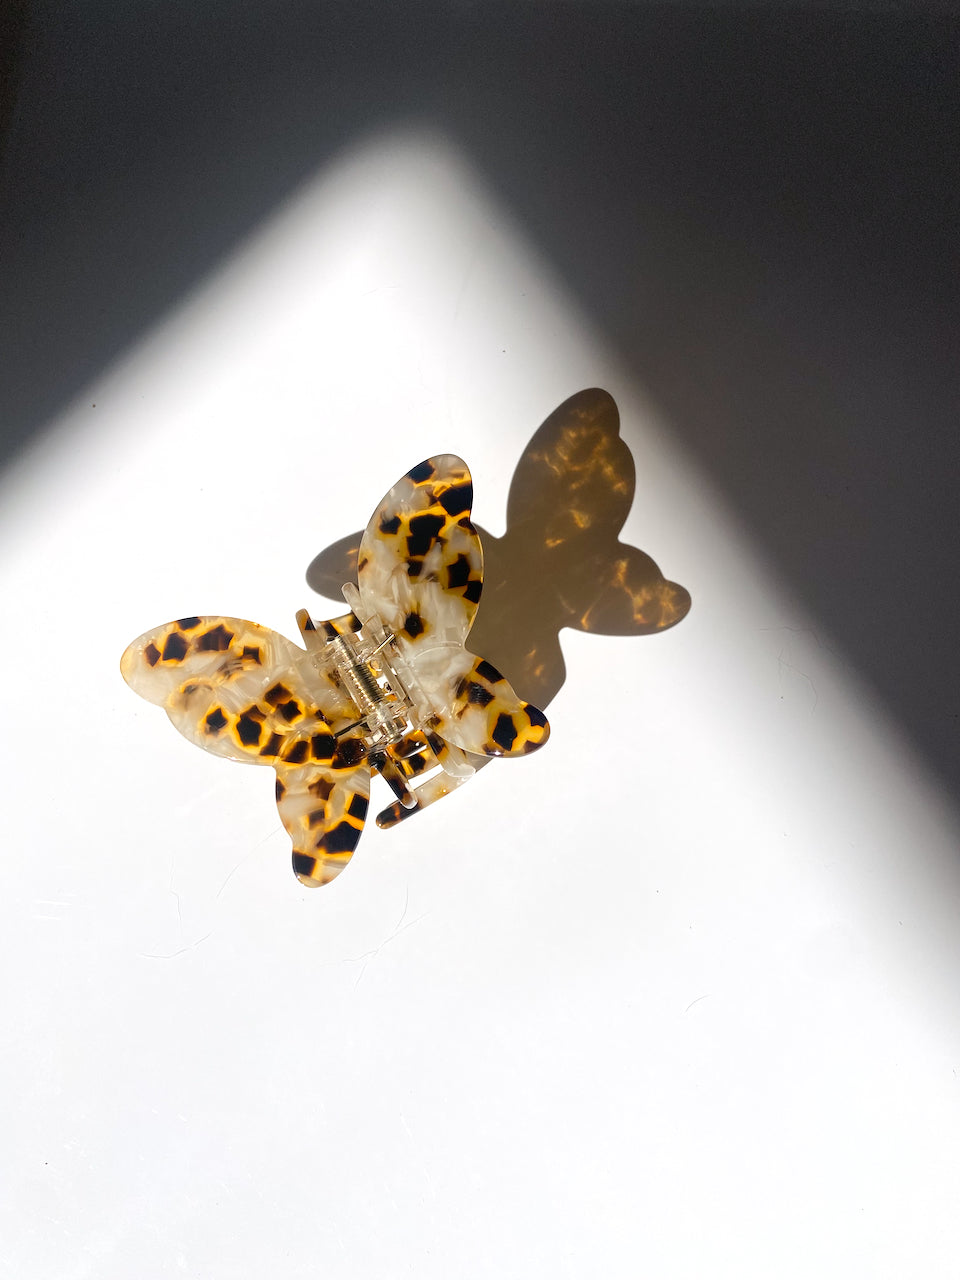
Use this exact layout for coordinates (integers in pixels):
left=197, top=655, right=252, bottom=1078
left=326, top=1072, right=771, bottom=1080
left=333, top=636, right=384, bottom=715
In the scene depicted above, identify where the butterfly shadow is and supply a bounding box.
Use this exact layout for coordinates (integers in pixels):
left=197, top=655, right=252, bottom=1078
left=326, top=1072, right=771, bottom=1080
left=307, top=388, right=691, bottom=774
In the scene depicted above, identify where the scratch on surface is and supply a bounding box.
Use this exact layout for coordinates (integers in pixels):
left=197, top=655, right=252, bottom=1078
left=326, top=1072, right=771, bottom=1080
left=759, top=623, right=835, bottom=656
left=168, top=852, right=182, bottom=930
left=350, top=886, right=430, bottom=988
left=216, top=824, right=281, bottom=899
left=400, top=1111, right=438, bottom=1201
left=33, top=897, right=87, bottom=922
left=777, top=646, right=819, bottom=710
left=138, top=931, right=213, bottom=960
left=684, top=994, right=710, bottom=1014
left=451, top=243, right=481, bottom=330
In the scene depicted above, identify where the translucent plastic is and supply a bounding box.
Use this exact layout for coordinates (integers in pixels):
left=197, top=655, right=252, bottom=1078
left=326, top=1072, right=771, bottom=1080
left=120, top=455, right=549, bottom=887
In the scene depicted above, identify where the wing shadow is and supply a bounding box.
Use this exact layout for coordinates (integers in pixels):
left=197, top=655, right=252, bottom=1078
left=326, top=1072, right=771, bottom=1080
left=306, top=388, right=691, bottom=728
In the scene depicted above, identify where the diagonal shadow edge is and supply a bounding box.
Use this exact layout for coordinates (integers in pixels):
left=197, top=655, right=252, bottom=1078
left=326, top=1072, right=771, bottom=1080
left=4, top=8, right=955, bottom=807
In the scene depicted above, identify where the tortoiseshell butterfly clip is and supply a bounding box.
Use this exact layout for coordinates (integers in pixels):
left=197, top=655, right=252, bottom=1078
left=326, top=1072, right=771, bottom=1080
left=121, top=456, right=549, bottom=887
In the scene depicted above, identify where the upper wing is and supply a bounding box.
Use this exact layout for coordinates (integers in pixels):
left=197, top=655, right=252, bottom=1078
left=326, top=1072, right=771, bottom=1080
left=356, top=458, right=548, bottom=759
left=121, top=615, right=369, bottom=884
left=356, top=455, right=483, bottom=646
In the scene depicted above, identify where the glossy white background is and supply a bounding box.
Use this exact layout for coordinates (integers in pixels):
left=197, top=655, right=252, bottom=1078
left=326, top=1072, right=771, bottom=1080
left=2, top=130, right=959, bottom=1278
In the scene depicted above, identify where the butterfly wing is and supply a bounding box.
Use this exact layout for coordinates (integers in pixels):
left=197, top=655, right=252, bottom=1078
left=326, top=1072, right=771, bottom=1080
left=357, top=458, right=549, bottom=759
left=357, top=455, right=483, bottom=646
left=275, top=758, right=370, bottom=887
left=121, top=615, right=368, bottom=885
left=425, top=652, right=549, bottom=758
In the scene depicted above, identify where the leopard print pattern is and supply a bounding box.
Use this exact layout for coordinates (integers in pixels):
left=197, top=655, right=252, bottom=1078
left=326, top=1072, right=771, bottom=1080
left=121, top=456, right=550, bottom=888
left=121, top=616, right=369, bottom=886
left=357, top=456, right=549, bottom=759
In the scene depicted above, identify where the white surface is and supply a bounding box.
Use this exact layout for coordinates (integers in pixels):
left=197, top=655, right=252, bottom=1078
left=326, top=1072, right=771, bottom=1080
left=2, top=129, right=959, bottom=1279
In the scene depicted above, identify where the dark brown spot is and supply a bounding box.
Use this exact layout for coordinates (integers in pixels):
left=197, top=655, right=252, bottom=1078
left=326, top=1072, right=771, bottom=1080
left=265, top=683, right=292, bottom=705
left=197, top=624, right=233, bottom=652
left=463, top=578, right=482, bottom=604
left=526, top=705, right=548, bottom=729
left=308, top=776, right=334, bottom=801
left=446, top=554, right=472, bottom=589
left=379, top=513, right=401, bottom=535
left=475, top=659, right=502, bottom=684
left=491, top=713, right=518, bottom=753
left=406, top=512, right=445, bottom=558
left=455, top=675, right=468, bottom=699
left=319, top=820, right=359, bottom=854
left=259, top=732, right=283, bottom=758
left=283, top=740, right=309, bottom=764
left=144, top=643, right=161, bottom=666
left=333, top=737, right=365, bottom=769
left=438, top=481, right=472, bottom=516
left=404, top=611, right=425, bottom=639
left=177, top=617, right=201, bottom=630
left=408, top=459, right=435, bottom=483
left=162, top=632, right=188, bottom=662
left=310, top=732, right=334, bottom=762
left=467, top=681, right=494, bottom=707
left=357, top=556, right=369, bottom=572
left=308, top=807, right=327, bottom=829
left=204, top=707, right=227, bottom=734
left=406, top=558, right=423, bottom=578
left=292, top=852, right=317, bottom=879
left=275, top=778, right=286, bottom=800
left=279, top=700, right=302, bottom=722
left=242, top=645, right=262, bottom=664
left=236, top=712, right=262, bottom=746
left=348, top=793, right=369, bottom=821
left=302, top=615, right=316, bottom=632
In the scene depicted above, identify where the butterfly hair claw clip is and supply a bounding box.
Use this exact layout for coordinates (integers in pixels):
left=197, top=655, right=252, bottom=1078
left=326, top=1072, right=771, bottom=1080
left=121, top=455, right=549, bottom=887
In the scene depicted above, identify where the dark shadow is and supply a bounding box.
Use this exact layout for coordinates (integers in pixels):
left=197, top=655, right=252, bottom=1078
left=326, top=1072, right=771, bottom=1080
left=3, top=5, right=958, bottom=800
left=0, top=1, right=29, bottom=173
left=307, top=389, right=690, bottom=720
